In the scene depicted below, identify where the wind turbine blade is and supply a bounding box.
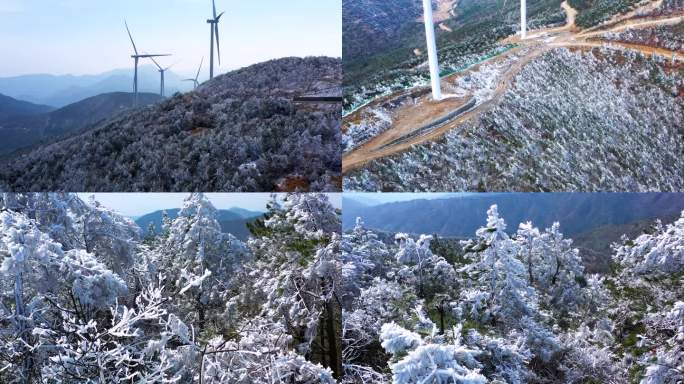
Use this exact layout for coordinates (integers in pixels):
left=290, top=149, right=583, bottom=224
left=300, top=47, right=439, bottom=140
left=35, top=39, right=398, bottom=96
left=212, top=0, right=217, bottom=19
left=216, top=11, right=225, bottom=21
left=149, top=56, right=162, bottom=70
left=215, top=24, right=221, bottom=66
left=196, top=57, right=204, bottom=81
left=165, top=61, right=179, bottom=71
left=125, top=20, right=138, bottom=55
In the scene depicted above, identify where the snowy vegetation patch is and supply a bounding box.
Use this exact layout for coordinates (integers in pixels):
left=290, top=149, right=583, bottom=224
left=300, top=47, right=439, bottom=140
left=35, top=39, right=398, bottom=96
left=341, top=203, right=684, bottom=383
left=0, top=57, right=342, bottom=192
left=345, top=47, right=684, bottom=192
left=0, top=192, right=342, bottom=382
left=603, top=21, right=684, bottom=52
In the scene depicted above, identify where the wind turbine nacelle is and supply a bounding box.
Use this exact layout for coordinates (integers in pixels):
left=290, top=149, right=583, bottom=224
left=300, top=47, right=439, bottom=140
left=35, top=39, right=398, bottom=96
left=207, top=19, right=216, bottom=24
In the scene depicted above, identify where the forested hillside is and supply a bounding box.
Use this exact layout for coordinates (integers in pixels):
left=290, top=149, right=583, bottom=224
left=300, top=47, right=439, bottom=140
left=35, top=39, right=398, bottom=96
left=569, top=0, right=640, bottom=27
left=0, top=57, right=342, bottom=192
left=341, top=206, right=684, bottom=383
left=0, top=192, right=342, bottom=382
left=0, top=92, right=161, bottom=156
left=0, top=94, right=54, bottom=120
left=344, top=48, right=684, bottom=192
left=343, top=0, right=565, bottom=110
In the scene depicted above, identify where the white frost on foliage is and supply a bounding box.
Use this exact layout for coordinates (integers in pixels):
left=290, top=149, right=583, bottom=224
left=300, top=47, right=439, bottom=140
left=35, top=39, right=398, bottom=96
left=614, top=211, right=684, bottom=275
left=380, top=320, right=487, bottom=384
left=266, top=193, right=340, bottom=240
left=641, top=301, right=684, bottom=384
left=380, top=322, right=422, bottom=354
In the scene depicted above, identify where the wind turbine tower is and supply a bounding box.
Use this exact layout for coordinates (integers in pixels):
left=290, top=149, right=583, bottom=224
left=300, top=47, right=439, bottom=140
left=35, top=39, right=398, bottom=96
left=207, top=0, right=224, bottom=80
left=521, top=0, right=527, bottom=39
left=125, top=21, right=171, bottom=106
left=150, top=57, right=176, bottom=97
left=183, top=57, right=204, bottom=90
left=422, top=0, right=442, bottom=101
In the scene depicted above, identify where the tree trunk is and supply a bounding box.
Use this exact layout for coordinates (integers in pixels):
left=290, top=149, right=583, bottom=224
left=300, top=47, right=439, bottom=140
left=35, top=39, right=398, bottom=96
left=551, top=256, right=561, bottom=286
left=15, top=272, right=32, bottom=383
left=438, top=305, right=445, bottom=335
left=324, top=299, right=342, bottom=379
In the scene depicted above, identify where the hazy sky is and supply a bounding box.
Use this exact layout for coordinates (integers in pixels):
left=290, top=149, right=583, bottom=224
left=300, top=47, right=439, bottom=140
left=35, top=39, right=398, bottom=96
left=78, top=193, right=342, bottom=217
left=0, top=0, right=341, bottom=77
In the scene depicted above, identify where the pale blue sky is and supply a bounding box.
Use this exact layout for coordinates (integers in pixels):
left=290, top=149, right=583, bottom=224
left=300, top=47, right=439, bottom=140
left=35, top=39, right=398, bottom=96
left=78, top=193, right=342, bottom=217
left=0, top=0, right=341, bottom=77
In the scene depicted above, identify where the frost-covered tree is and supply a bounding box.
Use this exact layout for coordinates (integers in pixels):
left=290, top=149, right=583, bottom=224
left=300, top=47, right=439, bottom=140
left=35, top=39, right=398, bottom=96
left=340, top=217, right=391, bottom=307
left=517, top=221, right=587, bottom=321
left=159, top=193, right=251, bottom=333
left=641, top=301, right=684, bottom=384
left=395, top=233, right=457, bottom=303
left=0, top=208, right=129, bottom=382
left=460, top=205, right=538, bottom=329
left=379, top=314, right=487, bottom=384
left=1, top=192, right=337, bottom=383
left=80, top=196, right=142, bottom=278
left=233, top=193, right=343, bottom=378
left=340, top=203, right=660, bottom=383
left=614, top=212, right=684, bottom=275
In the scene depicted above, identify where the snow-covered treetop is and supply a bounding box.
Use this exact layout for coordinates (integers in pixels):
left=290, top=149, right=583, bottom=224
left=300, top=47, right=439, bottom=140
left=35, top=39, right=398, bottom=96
left=178, top=193, right=218, bottom=221
left=614, top=210, right=684, bottom=275
left=395, top=234, right=433, bottom=264
left=266, top=193, right=340, bottom=240
left=476, top=204, right=508, bottom=242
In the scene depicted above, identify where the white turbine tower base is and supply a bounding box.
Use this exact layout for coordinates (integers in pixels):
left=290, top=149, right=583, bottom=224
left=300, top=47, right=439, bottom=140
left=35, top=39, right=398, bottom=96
left=422, top=0, right=442, bottom=101
left=521, top=0, right=527, bottom=39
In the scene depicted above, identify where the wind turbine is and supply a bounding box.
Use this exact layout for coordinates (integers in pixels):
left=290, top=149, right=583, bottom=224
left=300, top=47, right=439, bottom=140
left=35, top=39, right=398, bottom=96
left=150, top=57, right=177, bottom=97
left=183, top=57, right=204, bottom=90
left=422, top=0, right=442, bottom=101
left=206, top=0, right=224, bottom=80
left=125, top=21, right=171, bottom=106
left=521, top=0, right=527, bottom=39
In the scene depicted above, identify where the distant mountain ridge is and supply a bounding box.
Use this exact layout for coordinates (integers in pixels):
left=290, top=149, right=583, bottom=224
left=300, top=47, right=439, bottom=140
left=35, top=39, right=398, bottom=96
left=136, top=208, right=264, bottom=241
left=344, top=193, right=684, bottom=273
left=0, top=92, right=162, bottom=156
left=0, top=94, right=54, bottom=120
left=343, top=193, right=684, bottom=237
left=0, top=66, right=192, bottom=108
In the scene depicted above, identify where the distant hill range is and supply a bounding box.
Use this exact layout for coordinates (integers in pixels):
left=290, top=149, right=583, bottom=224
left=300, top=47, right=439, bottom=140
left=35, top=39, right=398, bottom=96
left=136, top=208, right=264, bottom=241
left=0, top=94, right=54, bottom=119
left=343, top=193, right=684, bottom=272
left=0, top=56, right=342, bottom=192
left=0, top=92, right=162, bottom=156
left=0, top=66, right=192, bottom=108
left=343, top=193, right=684, bottom=236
